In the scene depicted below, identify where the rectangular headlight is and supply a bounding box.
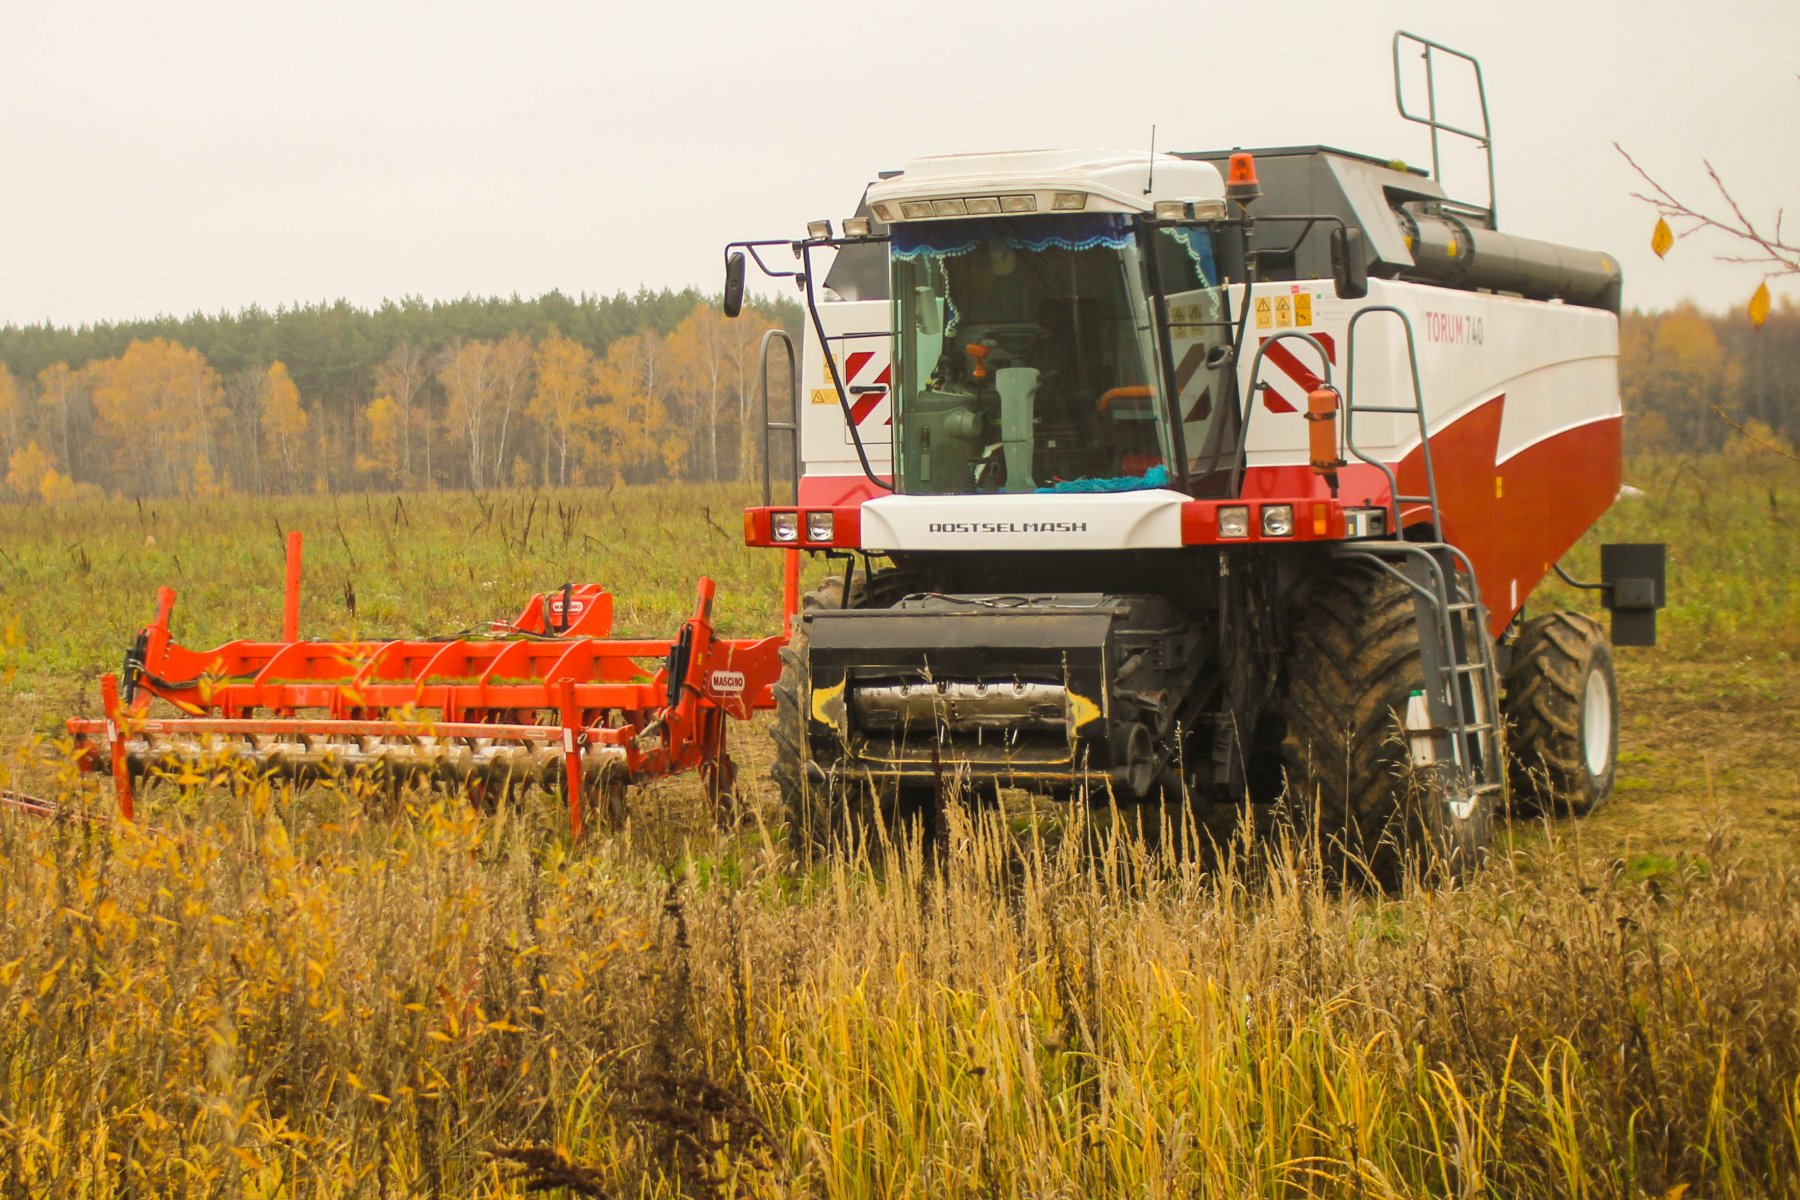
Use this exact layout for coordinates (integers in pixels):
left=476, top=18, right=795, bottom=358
left=871, top=203, right=896, bottom=223
left=963, top=196, right=1001, bottom=215
left=1152, top=200, right=1187, bottom=221
left=930, top=198, right=969, bottom=217
left=1051, top=191, right=1087, bottom=211
left=1261, top=504, right=1294, bottom=537
left=1000, top=194, right=1037, bottom=213
left=771, top=512, right=800, bottom=543
left=1191, top=198, right=1227, bottom=220
left=900, top=200, right=934, bottom=220
left=806, top=219, right=833, bottom=240
left=841, top=216, right=872, bottom=238
left=1218, top=505, right=1250, bottom=539
left=806, top=511, right=835, bottom=542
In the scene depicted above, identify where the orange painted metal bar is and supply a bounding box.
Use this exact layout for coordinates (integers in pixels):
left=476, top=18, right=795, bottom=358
left=282, top=530, right=303, bottom=641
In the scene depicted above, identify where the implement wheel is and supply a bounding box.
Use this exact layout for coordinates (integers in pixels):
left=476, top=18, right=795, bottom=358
left=773, top=567, right=929, bottom=860
left=1502, top=611, right=1617, bottom=816
left=1278, top=558, right=1493, bottom=887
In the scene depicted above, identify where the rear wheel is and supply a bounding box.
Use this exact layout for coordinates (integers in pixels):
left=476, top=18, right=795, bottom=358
left=1502, top=612, right=1617, bottom=816
left=1278, top=559, right=1493, bottom=887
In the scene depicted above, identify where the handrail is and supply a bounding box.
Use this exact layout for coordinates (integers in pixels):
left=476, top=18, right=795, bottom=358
left=759, top=329, right=799, bottom=507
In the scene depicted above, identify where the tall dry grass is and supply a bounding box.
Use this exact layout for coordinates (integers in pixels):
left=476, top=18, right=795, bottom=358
left=0, top=765, right=1794, bottom=1198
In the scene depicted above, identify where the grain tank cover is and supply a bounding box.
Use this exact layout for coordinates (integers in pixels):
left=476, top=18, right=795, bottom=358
left=1179, top=146, right=1622, bottom=313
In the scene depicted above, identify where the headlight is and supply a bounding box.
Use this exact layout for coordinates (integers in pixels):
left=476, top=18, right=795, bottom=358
left=999, top=195, right=1037, bottom=213
left=900, top=201, right=934, bottom=220
left=1218, top=506, right=1250, bottom=539
left=1152, top=200, right=1188, bottom=221
left=1051, top=191, right=1087, bottom=211
left=1261, top=505, right=1294, bottom=537
left=806, top=219, right=833, bottom=240
left=841, top=216, right=872, bottom=238
left=771, top=512, right=800, bottom=543
left=806, top=511, right=835, bottom=542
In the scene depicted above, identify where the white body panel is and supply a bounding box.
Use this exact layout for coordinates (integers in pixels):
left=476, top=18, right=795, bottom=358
left=1237, top=278, right=1619, bottom=469
left=860, top=490, right=1188, bottom=551
left=800, top=298, right=894, bottom=492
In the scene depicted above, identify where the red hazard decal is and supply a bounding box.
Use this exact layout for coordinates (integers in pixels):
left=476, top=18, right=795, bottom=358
left=1258, top=333, right=1336, bottom=413
left=836, top=349, right=891, bottom=426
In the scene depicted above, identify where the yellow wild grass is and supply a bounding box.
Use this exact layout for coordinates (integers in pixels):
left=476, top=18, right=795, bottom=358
left=0, top=769, right=1794, bottom=1198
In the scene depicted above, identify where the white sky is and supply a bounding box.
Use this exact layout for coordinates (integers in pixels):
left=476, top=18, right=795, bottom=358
left=4, top=0, right=1795, bottom=328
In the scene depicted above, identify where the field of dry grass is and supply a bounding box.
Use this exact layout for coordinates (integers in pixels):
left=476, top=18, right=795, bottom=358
left=0, top=455, right=1795, bottom=1197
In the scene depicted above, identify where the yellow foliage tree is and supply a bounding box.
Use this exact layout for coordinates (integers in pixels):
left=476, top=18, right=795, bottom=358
left=529, top=327, right=596, bottom=487
left=360, top=394, right=404, bottom=487
left=373, top=342, right=427, bottom=487
left=259, top=362, right=308, bottom=493
left=592, top=330, right=684, bottom=484
left=86, top=339, right=226, bottom=497
left=36, top=362, right=80, bottom=482
left=6, top=441, right=53, bottom=502
left=0, top=363, right=18, bottom=460
left=38, top=469, right=81, bottom=504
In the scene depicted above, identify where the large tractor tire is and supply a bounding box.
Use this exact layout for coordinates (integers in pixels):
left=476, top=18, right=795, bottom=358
left=1502, top=611, right=1617, bottom=816
left=1278, top=559, right=1494, bottom=887
left=772, top=567, right=927, bottom=860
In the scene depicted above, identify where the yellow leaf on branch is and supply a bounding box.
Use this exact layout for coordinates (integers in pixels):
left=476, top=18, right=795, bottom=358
left=1748, top=281, right=1772, bottom=329
left=1651, top=217, right=1674, bottom=259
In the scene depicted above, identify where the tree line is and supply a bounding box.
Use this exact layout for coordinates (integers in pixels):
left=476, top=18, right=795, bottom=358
left=0, top=289, right=798, bottom=502
left=1621, top=301, right=1798, bottom=457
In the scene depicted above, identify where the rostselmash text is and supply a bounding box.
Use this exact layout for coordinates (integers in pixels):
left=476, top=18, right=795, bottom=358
left=926, top=521, right=1090, bottom=534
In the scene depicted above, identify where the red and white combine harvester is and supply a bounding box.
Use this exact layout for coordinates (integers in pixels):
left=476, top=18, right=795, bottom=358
left=722, top=32, right=1664, bottom=878
left=70, top=34, right=1661, bottom=874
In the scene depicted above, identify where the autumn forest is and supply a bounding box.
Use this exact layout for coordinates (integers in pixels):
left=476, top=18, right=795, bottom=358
left=0, top=289, right=798, bottom=502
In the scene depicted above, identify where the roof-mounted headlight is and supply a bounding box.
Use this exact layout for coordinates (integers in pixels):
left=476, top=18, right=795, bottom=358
left=841, top=216, right=872, bottom=238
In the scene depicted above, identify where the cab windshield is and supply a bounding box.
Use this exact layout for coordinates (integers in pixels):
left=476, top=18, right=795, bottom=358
left=889, top=213, right=1227, bottom=495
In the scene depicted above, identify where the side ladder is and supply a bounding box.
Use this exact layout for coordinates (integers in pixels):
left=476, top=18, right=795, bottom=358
left=1338, top=306, right=1504, bottom=812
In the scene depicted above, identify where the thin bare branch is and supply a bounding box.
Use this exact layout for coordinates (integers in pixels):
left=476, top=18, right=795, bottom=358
left=1615, top=142, right=1800, bottom=279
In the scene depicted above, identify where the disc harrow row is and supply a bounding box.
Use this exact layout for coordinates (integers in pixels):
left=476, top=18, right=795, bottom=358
left=67, top=533, right=783, bottom=835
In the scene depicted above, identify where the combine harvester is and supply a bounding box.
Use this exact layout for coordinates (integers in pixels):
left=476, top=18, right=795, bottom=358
left=68, top=33, right=1662, bottom=876
left=720, top=32, right=1664, bottom=879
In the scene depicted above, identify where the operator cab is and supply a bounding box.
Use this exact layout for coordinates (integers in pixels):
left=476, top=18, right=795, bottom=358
left=870, top=151, right=1239, bottom=498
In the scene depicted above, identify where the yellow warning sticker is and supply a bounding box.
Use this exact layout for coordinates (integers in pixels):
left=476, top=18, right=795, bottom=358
left=1254, top=297, right=1273, bottom=329
left=1274, top=296, right=1292, bottom=328
left=810, top=388, right=837, bottom=405
left=1293, top=293, right=1313, bottom=326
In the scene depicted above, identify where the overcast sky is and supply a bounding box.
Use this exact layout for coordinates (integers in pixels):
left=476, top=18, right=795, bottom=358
left=4, top=0, right=1795, bottom=328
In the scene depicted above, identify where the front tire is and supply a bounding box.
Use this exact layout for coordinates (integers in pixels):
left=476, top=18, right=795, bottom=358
left=1502, top=612, right=1617, bottom=816
left=1278, top=559, right=1494, bottom=887
left=772, top=568, right=928, bottom=860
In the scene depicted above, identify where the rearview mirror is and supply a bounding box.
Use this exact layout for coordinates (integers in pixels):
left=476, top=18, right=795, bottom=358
left=1330, top=227, right=1369, bottom=300
left=722, top=251, right=746, bottom=318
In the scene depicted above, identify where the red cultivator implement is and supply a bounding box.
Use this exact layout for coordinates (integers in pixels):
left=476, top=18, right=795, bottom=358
left=66, top=533, right=783, bottom=836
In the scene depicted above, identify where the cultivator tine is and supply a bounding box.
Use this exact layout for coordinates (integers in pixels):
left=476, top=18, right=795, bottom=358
left=66, top=533, right=785, bottom=836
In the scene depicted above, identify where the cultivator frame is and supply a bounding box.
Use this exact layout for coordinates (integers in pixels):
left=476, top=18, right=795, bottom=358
left=67, top=534, right=785, bottom=836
